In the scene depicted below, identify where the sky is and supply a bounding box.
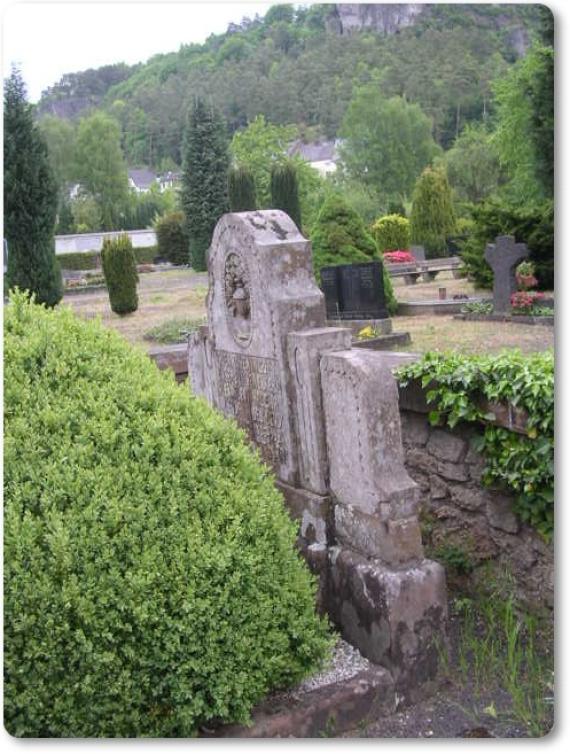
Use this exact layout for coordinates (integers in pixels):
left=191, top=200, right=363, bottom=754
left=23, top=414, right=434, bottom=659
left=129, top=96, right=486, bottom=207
left=2, top=0, right=276, bottom=102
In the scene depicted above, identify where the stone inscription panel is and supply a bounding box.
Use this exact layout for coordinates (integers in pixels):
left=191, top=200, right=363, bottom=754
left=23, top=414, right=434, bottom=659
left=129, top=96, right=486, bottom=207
left=215, top=350, right=287, bottom=471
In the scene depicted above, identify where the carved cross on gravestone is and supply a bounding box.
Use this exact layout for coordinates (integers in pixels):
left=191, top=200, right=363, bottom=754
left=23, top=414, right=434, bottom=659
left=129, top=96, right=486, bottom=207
left=484, top=235, right=529, bottom=314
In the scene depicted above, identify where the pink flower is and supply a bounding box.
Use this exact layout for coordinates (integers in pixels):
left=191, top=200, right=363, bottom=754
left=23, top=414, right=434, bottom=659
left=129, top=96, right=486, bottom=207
left=383, top=250, right=415, bottom=264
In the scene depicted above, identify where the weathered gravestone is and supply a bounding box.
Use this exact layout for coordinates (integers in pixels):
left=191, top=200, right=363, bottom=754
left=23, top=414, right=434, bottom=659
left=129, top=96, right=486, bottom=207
left=484, top=235, right=529, bottom=314
left=189, top=210, right=447, bottom=697
left=321, top=261, right=388, bottom=320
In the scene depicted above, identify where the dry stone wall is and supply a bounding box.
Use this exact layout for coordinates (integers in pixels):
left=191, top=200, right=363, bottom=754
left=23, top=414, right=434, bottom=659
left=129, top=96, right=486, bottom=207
left=399, top=408, right=554, bottom=611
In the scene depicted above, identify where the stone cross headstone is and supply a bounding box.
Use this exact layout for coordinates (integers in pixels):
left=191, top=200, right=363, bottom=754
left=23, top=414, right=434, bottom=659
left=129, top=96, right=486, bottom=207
left=484, top=235, right=529, bottom=314
left=321, top=261, right=388, bottom=320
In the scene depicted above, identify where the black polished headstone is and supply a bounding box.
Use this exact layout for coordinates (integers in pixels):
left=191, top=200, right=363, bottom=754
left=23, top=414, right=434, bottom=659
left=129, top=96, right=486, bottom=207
left=321, top=261, right=389, bottom=320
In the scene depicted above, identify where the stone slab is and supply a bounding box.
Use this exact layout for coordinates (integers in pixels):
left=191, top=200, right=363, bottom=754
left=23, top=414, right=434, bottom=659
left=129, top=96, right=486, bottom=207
left=326, top=548, right=448, bottom=697
left=287, top=327, right=352, bottom=494
left=484, top=235, right=529, bottom=314
left=335, top=504, right=423, bottom=565
left=320, top=349, right=419, bottom=516
left=276, top=480, right=333, bottom=545
left=210, top=663, right=395, bottom=738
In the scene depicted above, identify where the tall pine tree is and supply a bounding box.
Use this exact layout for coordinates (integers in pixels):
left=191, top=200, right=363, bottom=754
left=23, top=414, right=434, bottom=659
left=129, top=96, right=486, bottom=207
left=4, top=68, right=63, bottom=306
left=181, top=99, right=229, bottom=271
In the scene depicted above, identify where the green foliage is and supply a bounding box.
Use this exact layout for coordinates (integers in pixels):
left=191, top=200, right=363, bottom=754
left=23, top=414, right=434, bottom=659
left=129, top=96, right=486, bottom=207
left=73, top=112, right=130, bottom=230
left=3, top=292, right=331, bottom=736
left=372, top=214, right=410, bottom=253
left=143, top=316, right=206, bottom=344
left=181, top=99, right=229, bottom=271
left=460, top=301, right=493, bottom=315
left=57, top=251, right=100, bottom=271
left=433, top=544, right=474, bottom=575
left=228, top=165, right=257, bottom=212
left=4, top=68, right=63, bottom=307
left=443, top=123, right=502, bottom=203
left=155, top=211, right=189, bottom=265
left=270, top=161, right=302, bottom=228
left=230, top=115, right=297, bottom=207
left=410, top=167, right=456, bottom=258
left=339, top=87, right=440, bottom=200
left=133, top=245, right=158, bottom=264
left=38, top=115, right=76, bottom=196
left=493, top=44, right=554, bottom=201
left=311, top=194, right=397, bottom=315
left=459, top=198, right=554, bottom=290
left=101, top=234, right=139, bottom=314
left=397, top=350, right=554, bottom=540
left=70, top=194, right=103, bottom=233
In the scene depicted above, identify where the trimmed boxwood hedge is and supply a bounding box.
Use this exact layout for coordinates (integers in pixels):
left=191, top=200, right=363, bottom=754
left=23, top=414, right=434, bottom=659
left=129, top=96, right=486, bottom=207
left=3, top=293, right=330, bottom=737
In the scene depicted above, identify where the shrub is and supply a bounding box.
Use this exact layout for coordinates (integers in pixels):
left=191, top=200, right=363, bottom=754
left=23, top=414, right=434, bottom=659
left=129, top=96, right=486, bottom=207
left=155, top=212, right=189, bottom=266
left=57, top=251, right=100, bottom=271
left=383, top=250, right=416, bottom=265
left=3, top=293, right=331, bottom=737
left=143, top=316, right=206, bottom=344
left=410, top=166, right=456, bottom=258
left=101, top=234, right=139, bottom=315
left=511, top=291, right=545, bottom=314
left=459, top=199, right=554, bottom=290
left=311, top=194, right=397, bottom=315
left=270, top=161, right=302, bottom=229
left=228, top=165, right=257, bottom=212
left=397, top=350, right=554, bottom=540
left=372, top=214, right=410, bottom=253
left=133, top=245, right=158, bottom=264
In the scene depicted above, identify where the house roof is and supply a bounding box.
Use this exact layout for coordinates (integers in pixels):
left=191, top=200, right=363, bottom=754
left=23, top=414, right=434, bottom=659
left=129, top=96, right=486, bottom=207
left=128, top=168, right=157, bottom=189
left=287, top=139, right=339, bottom=163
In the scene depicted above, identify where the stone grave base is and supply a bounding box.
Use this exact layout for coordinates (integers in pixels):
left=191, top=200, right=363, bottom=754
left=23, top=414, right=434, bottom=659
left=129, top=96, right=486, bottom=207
left=397, top=298, right=490, bottom=316
left=454, top=313, right=554, bottom=327
left=205, top=640, right=396, bottom=738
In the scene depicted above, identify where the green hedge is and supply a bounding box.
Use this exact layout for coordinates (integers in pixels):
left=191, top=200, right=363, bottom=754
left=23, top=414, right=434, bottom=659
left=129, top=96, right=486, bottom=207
left=3, top=292, right=330, bottom=736
left=397, top=350, right=554, bottom=540
left=155, top=212, right=189, bottom=265
left=58, top=246, right=158, bottom=271
left=57, top=251, right=100, bottom=270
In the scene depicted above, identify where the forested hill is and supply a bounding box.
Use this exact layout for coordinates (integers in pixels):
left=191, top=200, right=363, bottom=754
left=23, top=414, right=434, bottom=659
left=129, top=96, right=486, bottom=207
left=37, top=3, right=546, bottom=169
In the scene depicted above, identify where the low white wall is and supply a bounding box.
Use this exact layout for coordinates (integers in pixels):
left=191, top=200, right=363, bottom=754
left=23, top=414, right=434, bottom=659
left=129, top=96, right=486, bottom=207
left=55, top=229, right=156, bottom=255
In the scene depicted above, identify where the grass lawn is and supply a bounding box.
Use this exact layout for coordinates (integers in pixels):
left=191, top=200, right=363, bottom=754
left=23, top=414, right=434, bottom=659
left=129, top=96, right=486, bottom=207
left=63, top=268, right=554, bottom=356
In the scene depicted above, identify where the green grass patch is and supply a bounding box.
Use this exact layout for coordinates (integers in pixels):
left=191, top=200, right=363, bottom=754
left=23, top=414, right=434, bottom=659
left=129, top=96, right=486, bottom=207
left=143, top=316, right=206, bottom=344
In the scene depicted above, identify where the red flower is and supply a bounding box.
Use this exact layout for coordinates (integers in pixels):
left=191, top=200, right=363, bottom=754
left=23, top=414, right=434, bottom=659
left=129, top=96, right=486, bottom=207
left=383, top=250, right=415, bottom=264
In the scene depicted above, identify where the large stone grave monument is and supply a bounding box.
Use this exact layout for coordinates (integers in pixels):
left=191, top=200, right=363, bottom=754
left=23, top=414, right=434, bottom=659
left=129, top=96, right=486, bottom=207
left=485, top=235, right=529, bottom=314
left=189, top=210, right=447, bottom=696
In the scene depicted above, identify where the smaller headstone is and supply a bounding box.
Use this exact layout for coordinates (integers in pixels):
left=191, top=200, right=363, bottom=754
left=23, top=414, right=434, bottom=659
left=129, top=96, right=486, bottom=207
left=484, top=235, right=529, bottom=314
left=321, top=261, right=388, bottom=320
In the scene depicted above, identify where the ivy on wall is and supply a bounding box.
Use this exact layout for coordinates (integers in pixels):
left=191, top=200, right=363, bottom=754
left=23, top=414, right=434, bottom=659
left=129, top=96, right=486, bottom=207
left=397, top=350, right=554, bottom=540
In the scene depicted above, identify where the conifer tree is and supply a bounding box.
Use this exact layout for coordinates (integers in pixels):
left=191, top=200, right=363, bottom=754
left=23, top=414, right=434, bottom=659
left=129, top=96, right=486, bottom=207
left=410, top=167, right=456, bottom=258
left=4, top=68, right=63, bottom=306
left=101, top=234, right=138, bottom=315
left=228, top=165, right=257, bottom=212
left=270, top=161, right=302, bottom=229
left=181, top=99, right=229, bottom=271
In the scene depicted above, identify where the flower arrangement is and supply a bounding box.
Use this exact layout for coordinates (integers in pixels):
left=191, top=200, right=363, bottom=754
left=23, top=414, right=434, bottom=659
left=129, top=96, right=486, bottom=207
left=511, top=290, right=545, bottom=314
left=383, top=250, right=416, bottom=264
left=515, top=260, right=538, bottom=291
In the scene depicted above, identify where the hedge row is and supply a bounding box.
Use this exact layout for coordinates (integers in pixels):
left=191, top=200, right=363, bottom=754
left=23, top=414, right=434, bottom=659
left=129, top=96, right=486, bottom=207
left=58, top=246, right=158, bottom=271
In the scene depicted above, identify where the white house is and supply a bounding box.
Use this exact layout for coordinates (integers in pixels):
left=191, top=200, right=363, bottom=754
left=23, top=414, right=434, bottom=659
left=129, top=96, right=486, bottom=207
left=287, top=139, right=341, bottom=176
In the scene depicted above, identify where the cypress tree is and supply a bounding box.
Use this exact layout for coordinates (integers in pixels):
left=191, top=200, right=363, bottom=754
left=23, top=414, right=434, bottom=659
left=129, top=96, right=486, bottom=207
left=270, top=161, right=302, bottom=229
left=409, top=167, right=456, bottom=258
left=4, top=68, right=63, bottom=306
left=101, top=234, right=139, bottom=315
left=181, top=99, right=229, bottom=271
left=228, top=165, right=257, bottom=211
